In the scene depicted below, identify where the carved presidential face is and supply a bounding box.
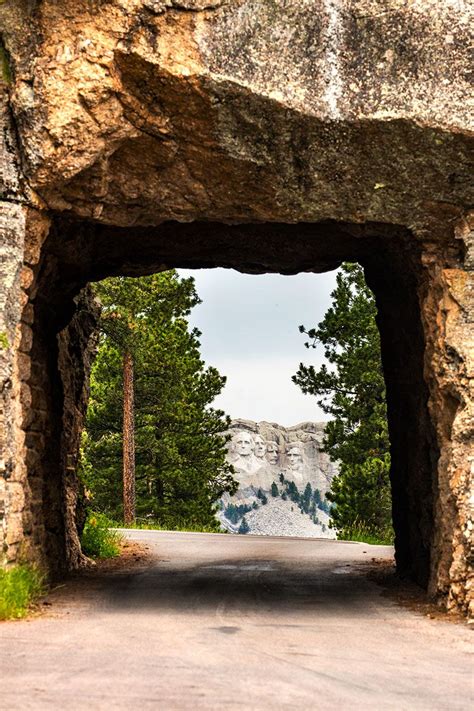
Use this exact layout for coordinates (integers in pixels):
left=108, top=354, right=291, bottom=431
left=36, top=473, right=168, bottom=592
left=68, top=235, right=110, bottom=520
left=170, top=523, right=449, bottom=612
left=287, top=445, right=303, bottom=470
left=233, top=431, right=253, bottom=457
left=266, top=441, right=279, bottom=464
left=254, top=435, right=265, bottom=458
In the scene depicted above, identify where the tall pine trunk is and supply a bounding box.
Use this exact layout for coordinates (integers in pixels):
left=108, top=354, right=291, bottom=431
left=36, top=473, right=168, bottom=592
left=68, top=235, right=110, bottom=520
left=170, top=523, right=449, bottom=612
left=123, top=349, right=136, bottom=525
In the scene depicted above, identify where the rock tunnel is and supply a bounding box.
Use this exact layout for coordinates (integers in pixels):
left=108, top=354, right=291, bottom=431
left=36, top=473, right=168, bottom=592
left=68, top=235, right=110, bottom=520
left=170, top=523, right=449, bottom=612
left=0, top=0, right=472, bottom=616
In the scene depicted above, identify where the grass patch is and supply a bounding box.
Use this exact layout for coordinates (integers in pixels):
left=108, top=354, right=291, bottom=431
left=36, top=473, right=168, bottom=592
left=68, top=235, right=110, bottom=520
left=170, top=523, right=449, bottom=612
left=81, top=512, right=122, bottom=558
left=0, top=331, right=9, bottom=350
left=0, top=564, right=45, bottom=620
left=0, top=41, right=12, bottom=85
left=115, top=518, right=224, bottom=534
left=337, top=522, right=394, bottom=546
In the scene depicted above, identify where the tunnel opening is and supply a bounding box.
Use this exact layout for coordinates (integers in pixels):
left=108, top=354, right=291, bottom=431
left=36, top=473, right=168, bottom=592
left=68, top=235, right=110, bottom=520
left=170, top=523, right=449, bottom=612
left=13, top=213, right=451, bottom=600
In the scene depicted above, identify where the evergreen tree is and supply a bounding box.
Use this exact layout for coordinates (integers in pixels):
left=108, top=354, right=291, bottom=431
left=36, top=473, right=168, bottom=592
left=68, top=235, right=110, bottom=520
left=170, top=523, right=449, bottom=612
left=302, top=482, right=312, bottom=513
left=318, top=499, right=330, bottom=515
left=257, top=488, right=268, bottom=504
left=271, top=482, right=279, bottom=497
left=328, top=455, right=391, bottom=533
left=293, top=263, right=392, bottom=540
left=81, top=272, right=237, bottom=529
left=285, top=480, right=300, bottom=503
left=238, top=517, right=250, bottom=534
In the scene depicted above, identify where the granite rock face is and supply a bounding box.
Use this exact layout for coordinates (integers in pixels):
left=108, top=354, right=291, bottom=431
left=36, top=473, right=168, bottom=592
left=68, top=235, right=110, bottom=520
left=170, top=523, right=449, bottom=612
left=226, top=419, right=337, bottom=493
left=0, top=0, right=472, bottom=614
left=220, top=419, right=337, bottom=538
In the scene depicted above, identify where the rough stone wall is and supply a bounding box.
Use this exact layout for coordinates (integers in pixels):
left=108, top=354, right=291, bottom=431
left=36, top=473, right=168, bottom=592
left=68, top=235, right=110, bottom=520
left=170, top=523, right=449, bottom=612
left=421, top=217, right=474, bottom=616
left=0, top=202, right=26, bottom=566
left=0, top=0, right=472, bottom=613
left=0, top=201, right=50, bottom=567
left=58, top=287, right=100, bottom=571
left=0, top=1, right=471, bottom=231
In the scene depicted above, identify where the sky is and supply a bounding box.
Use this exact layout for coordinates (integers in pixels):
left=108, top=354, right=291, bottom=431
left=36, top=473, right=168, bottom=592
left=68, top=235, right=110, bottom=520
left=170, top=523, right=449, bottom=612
left=178, top=268, right=338, bottom=426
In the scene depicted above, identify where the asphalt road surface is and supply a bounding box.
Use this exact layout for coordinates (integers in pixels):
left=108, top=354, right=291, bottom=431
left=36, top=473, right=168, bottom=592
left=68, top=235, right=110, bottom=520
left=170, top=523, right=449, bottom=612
left=1, top=531, right=472, bottom=710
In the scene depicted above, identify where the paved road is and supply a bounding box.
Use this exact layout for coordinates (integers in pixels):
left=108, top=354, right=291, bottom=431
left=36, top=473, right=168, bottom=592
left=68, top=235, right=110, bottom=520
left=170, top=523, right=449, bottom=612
left=0, top=531, right=472, bottom=710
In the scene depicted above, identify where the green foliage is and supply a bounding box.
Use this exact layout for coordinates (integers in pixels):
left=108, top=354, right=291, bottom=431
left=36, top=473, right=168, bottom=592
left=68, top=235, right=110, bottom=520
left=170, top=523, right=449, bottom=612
left=238, top=517, right=250, bottom=534
left=81, top=272, right=237, bottom=530
left=301, top=482, right=312, bottom=513
left=0, top=564, right=45, bottom=620
left=285, top=480, right=300, bottom=503
left=328, top=455, right=392, bottom=537
left=293, top=263, right=392, bottom=540
left=336, top=519, right=394, bottom=546
left=267, top=476, right=331, bottom=526
left=0, top=41, right=12, bottom=85
left=224, top=503, right=252, bottom=524
left=80, top=513, right=122, bottom=558
left=0, top=331, right=8, bottom=350
left=114, top=519, right=221, bottom=534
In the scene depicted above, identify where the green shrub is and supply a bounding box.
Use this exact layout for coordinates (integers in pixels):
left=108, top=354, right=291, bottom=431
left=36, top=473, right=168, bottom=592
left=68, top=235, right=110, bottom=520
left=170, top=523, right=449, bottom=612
left=336, top=520, right=394, bottom=546
left=81, top=512, right=121, bottom=558
left=0, top=564, right=45, bottom=620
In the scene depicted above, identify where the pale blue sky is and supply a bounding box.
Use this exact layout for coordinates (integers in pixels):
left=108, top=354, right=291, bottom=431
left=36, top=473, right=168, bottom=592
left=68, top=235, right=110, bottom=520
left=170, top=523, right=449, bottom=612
left=178, top=268, right=338, bottom=426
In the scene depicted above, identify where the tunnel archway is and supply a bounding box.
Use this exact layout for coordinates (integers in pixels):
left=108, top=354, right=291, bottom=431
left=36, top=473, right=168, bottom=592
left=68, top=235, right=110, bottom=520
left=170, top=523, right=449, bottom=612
left=0, top=0, right=472, bottom=619
left=6, top=213, right=467, bottom=616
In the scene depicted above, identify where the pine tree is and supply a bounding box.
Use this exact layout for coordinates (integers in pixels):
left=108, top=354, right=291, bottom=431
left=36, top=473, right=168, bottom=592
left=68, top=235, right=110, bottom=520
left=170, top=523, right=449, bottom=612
left=293, top=263, right=392, bottom=541
left=271, top=482, right=279, bottom=497
left=81, top=272, right=237, bottom=529
left=238, top=517, right=250, bottom=534
left=302, top=482, right=312, bottom=513
left=286, top=480, right=300, bottom=503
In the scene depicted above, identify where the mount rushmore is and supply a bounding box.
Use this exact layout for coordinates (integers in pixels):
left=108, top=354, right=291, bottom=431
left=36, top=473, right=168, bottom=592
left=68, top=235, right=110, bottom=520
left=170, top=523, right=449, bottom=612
left=226, top=419, right=338, bottom=493
left=220, top=420, right=338, bottom=537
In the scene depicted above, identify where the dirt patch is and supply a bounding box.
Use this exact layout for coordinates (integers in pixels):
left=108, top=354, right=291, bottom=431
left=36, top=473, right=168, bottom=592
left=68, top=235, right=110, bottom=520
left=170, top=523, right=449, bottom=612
left=365, top=558, right=468, bottom=625
left=84, top=539, right=153, bottom=575
left=36, top=540, right=153, bottom=619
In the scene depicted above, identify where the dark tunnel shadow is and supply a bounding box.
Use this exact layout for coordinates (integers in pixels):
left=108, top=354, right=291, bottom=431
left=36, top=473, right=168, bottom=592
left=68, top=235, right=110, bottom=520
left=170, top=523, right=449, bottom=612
left=91, top=556, right=398, bottom=617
